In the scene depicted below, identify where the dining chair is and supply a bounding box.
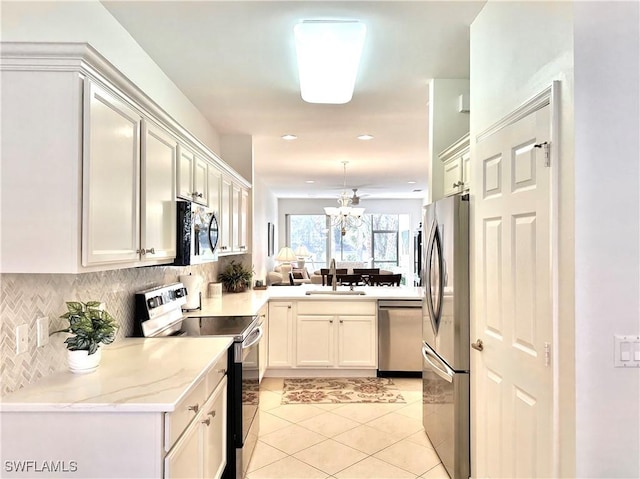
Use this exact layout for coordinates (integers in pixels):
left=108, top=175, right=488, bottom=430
left=320, top=268, right=347, bottom=286
left=335, top=274, right=364, bottom=286
left=371, top=273, right=402, bottom=286
left=353, top=268, right=380, bottom=285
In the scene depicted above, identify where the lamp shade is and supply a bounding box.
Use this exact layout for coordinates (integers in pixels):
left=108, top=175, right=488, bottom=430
left=276, top=247, right=297, bottom=262
left=295, top=245, right=310, bottom=257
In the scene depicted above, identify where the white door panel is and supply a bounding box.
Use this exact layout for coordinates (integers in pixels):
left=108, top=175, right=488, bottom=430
left=473, top=100, right=554, bottom=478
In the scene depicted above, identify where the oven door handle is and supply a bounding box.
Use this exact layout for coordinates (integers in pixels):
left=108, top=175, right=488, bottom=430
left=242, top=325, right=264, bottom=349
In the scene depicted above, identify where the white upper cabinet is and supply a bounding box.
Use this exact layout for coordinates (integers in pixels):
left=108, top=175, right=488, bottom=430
left=177, top=145, right=208, bottom=205
left=82, top=80, right=142, bottom=266
left=219, top=175, right=233, bottom=254
left=440, top=133, right=471, bottom=197
left=0, top=43, right=250, bottom=273
left=141, top=120, right=178, bottom=262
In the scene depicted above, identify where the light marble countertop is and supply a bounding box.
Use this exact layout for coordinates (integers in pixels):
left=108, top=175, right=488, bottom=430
left=189, top=285, right=423, bottom=318
left=0, top=337, right=232, bottom=413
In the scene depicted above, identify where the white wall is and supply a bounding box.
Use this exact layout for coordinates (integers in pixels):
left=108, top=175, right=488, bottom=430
left=470, top=1, right=575, bottom=476
left=220, top=134, right=253, bottom=184
left=428, top=79, right=470, bottom=203
left=0, top=0, right=221, bottom=155
left=252, top=177, right=278, bottom=285
left=574, top=2, right=640, bottom=477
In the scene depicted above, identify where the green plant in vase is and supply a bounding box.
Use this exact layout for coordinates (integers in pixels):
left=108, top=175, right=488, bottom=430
left=52, top=301, right=118, bottom=373
left=218, top=260, right=254, bottom=293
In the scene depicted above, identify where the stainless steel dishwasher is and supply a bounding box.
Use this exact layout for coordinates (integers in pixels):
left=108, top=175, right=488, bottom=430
left=377, top=299, right=423, bottom=376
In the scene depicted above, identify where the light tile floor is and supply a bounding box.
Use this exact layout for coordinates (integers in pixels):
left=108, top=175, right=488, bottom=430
left=246, top=377, right=450, bottom=479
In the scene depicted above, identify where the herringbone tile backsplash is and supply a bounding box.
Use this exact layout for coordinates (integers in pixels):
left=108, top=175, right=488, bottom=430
left=0, top=262, right=226, bottom=395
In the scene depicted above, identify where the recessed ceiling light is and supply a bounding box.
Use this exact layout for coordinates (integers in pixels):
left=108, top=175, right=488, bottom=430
left=282, top=134, right=297, bottom=140
left=294, top=20, right=367, bottom=104
left=357, top=134, right=374, bottom=140
left=407, top=181, right=417, bottom=184
left=305, top=180, right=315, bottom=184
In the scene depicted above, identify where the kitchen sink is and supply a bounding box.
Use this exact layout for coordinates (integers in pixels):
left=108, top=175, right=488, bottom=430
left=305, top=290, right=366, bottom=296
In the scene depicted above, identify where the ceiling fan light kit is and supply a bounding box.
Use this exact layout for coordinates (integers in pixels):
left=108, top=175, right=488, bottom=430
left=324, top=161, right=365, bottom=236
left=294, top=20, right=366, bottom=104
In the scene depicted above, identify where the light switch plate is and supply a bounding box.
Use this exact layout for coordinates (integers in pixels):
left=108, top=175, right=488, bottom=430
left=37, top=317, right=49, bottom=347
left=614, top=335, right=640, bottom=368
left=16, top=324, right=28, bottom=354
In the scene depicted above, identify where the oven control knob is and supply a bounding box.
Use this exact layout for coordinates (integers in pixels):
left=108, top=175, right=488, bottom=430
left=175, top=288, right=187, bottom=298
left=147, top=296, right=163, bottom=309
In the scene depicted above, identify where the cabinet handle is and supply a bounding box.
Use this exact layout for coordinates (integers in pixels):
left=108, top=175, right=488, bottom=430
left=452, top=181, right=464, bottom=188
left=287, top=305, right=291, bottom=309
left=329, top=319, right=333, bottom=323
left=188, top=404, right=199, bottom=414
left=340, top=319, right=344, bottom=323
left=208, top=410, right=216, bottom=418
left=136, top=249, right=142, bottom=254
left=201, top=418, right=211, bottom=426
left=144, top=248, right=155, bottom=255
left=217, top=368, right=226, bottom=374
left=193, top=192, right=203, bottom=198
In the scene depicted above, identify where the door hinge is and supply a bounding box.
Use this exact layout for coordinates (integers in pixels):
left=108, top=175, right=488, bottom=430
left=534, top=141, right=551, bottom=167
left=544, top=342, right=551, bottom=367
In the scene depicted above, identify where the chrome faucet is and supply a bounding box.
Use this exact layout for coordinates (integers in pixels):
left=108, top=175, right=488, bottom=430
left=329, top=258, right=337, bottom=291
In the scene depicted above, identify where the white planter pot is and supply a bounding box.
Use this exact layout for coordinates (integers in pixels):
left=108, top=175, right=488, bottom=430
left=67, top=348, right=101, bottom=374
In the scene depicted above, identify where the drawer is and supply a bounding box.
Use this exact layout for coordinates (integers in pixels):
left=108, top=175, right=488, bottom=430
left=206, top=352, right=228, bottom=395
left=165, top=377, right=207, bottom=451
left=297, top=300, right=376, bottom=315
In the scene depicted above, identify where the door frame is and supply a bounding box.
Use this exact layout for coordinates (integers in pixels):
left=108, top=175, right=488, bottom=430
left=471, top=81, right=561, bottom=476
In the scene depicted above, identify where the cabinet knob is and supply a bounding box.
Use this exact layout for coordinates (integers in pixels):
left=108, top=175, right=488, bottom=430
left=329, top=319, right=333, bottom=323
left=201, top=418, right=211, bottom=426
left=217, top=368, right=226, bottom=374
left=188, top=404, right=199, bottom=414
left=452, top=181, right=464, bottom=188
left=340, top=319, right=344, bottom=324
left=208, top=410, right=216, bottom=418
left=287, top=305, right=291, bottom=309
left=193, top=192, right=203, bottom=198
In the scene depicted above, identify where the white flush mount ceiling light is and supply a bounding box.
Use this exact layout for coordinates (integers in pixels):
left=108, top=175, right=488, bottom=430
left=281, top=134, right=297, bottom=140
left=357, top=134, right=374, bottom=140
left=294, top=20, right=367, bottom=104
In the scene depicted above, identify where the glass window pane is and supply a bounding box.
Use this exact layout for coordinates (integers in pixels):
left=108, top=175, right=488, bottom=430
left=288, top=215, right=327, bottom=269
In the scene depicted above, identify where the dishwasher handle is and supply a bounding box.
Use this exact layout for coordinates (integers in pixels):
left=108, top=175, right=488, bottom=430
left=378, top=300, right=422, bottom=309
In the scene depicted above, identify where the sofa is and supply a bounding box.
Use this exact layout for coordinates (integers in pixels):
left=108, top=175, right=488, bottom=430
left=267, top=265, right=311, bottom=285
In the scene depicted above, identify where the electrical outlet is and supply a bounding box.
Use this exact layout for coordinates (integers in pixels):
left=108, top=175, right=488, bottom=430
left=37, top=317, right=49, bottom=347
left=16, top=324, right=28, bottom=354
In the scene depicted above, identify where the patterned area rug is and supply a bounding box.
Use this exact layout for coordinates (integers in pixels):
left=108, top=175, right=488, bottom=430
left=281, top=377, right=406, bottom=404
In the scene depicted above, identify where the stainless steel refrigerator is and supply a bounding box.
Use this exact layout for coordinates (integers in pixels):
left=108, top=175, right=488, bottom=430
left=422, top=194, right=470, bottom=479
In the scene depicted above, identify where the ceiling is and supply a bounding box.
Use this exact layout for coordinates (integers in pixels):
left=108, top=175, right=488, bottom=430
left=102, top=1, right=485, bottom=200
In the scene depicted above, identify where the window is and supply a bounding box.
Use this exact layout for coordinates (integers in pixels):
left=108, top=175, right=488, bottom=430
left=287, top=213, right=412, bottom=279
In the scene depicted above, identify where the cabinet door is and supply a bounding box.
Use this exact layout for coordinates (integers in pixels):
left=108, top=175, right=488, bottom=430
left=141, top=120, right=177, bottom=262
left=164, top=412, right=203, bottom=479
left=461, top=150, right=471, bottom=192
left=268, top=302, right=294, bottom=368
left=443, top=157, right=463, bottom=197
left=219, top=176, right=233, bottom=253
left=337, top=315, right=377, bottom=368
left=83, top=80, right=141, bottom=266
left=296, top=315, right=334, bottom=367
left=239, top=187, right=250, bottom=253
left=177, top=145, right=195, bottom=200
left=202, top=377, right=227, bottom=479
left=258, top=305, right=269, bottom=381
left=208, top=167, right=222, bottom=216
left=193, top=155, right=209, bottom=205
left=231, top=183, right=241, bottom=252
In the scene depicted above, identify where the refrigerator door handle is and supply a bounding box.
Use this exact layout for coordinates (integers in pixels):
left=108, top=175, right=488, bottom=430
left=422, top=343, right=454, bottom=383
left=424, top=221, right=444, bottom=335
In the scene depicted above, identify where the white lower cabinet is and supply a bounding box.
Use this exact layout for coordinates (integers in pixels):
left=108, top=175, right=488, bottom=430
left=268, top=301, right=294, bottom=368
left=165, top=376, right=227, bottom=479
left=267, top=300, right=377, bottom=372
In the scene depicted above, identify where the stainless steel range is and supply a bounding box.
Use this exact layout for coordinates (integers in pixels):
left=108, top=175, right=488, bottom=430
left=134, top=283, right=263, bottom=479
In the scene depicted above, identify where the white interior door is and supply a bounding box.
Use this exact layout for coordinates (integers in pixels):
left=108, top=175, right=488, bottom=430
left=472, top=99, right=554, bottom=477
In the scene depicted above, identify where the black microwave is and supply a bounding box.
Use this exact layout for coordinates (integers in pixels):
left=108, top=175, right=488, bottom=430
left=174, top=200, right=219, bottom=266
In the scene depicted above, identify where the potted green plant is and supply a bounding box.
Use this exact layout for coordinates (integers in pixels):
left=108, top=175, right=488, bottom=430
left=218, top=260, right=253, bottom=293
left=52, top=301, right=118, bottom=373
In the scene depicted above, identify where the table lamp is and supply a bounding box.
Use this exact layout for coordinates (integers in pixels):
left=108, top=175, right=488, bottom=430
left=294, top=245, right=311, bottom=269
left=276, top=246, right=297, bottom=278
